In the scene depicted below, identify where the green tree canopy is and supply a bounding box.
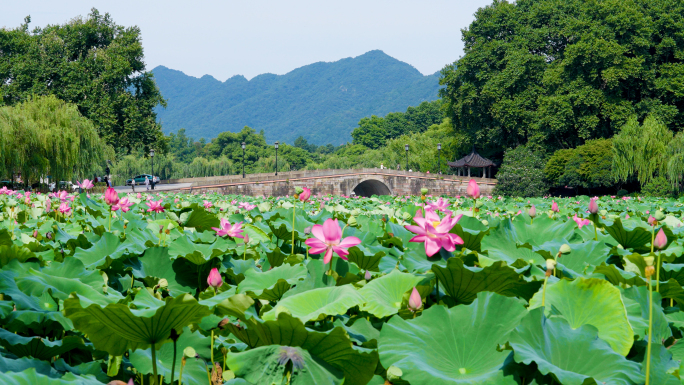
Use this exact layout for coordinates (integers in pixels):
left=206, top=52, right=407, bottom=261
left=440, top=0, right=684, bottom=156
left=0, top=95, right=112, bottom=183
left=494, top=145, right=548, bottom=197
left=0, top=10, right=166, bottom=153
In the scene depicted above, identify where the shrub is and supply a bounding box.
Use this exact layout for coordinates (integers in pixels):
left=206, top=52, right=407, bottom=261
left=552, top=139, right=615, bottom=190
left=494, top=145, right=548, bottom=197
left=642, top=175, right=672, bottom=197
left=545, top=149, right=575, bottom=187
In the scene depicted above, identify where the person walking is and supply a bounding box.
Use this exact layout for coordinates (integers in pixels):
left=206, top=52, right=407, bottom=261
left=145, top=176, right=150, bottom=191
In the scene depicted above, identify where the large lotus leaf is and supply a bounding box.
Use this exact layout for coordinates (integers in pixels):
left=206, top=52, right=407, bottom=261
left=125, top=247, right=196, bottom=295
left=0, top=368, right=105, bottom=385
left=0, top=260, right=46, bottom=311
left=433, top=258, right=542, bottom=304
left=378, top=292, right=526, bottom=385
left=168, top=235, right=235, bottom=265
left=0, top=355, right=57, bottom=377
left=64, top=292, right=211, bottom=355
left=333, top=318, right=380, bottom=348
left=661, top=263, right=684, bottom=286
left=357, top=269, right=424, bottom=318
left=224, top=313, right=378, bottom=385
left=528, top=278, right=633, bottom=356
left=263, top=285, right=364, bottom=322
left=0, top=328, right=86, bottom=361
left=237, top=263, right=307, bottom=299
left=281, top=260, right=336, bottom=299
left=450, top=215, right=489, bottom=252
left=52, top=359, right=108, bottom=383
left=346, top=246, right=385, bottom=272
left=226, top=345, right=344, bottom=385
left=622, top=286, right=671, bottom=342
left=0, top=244, right=40, bottom=267
left=604, top=218, right=652, bottom=249
left=592, top=263, right=646, bottom=287
left=532, top=239, right=611, bottom=276
left=72, top=232, right=144, bottom=270
left=510, top=308, right=644, bottom=385
left=642, top=344, right=680, bottom=385
left=182, top=207, right=220, bottom=231
left=129, top=327, right=212, bottom=385
left=14, top=258, right=122, bottom=307
left=483, top=216, right=577, bottom=248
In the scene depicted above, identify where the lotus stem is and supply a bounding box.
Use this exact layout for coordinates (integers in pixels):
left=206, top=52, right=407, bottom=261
left=656, top=251, right=661, bottom=292
left=291, top=200, right=296, bottom=255
left=179, top=357, right=186, bottom=385
left=170, top=338, right=177, bottom=385
left=541, top=276, right=549, bottom=307
left=593, top=222, right=598, bottom=241
left=646, top=274, right=653, bottom=385
left=651, top=225, right=655, bottom=254
left=151, top=342, right=159, bottom=385
left=210, top=330, right=215, bottom=367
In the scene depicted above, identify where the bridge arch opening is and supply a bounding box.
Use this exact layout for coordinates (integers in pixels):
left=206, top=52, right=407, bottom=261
left=352, top=179, right=391, bottom=197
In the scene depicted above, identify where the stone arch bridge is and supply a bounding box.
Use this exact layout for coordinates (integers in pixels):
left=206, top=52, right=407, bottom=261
left=165, top=168, right=496, bottom=197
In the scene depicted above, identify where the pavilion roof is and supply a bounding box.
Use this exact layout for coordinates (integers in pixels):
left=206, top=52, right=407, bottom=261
left=447, top=146, right=496, bottom=168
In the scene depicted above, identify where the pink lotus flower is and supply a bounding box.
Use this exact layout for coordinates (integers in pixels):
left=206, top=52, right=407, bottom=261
left=625, top=214, right=630, bottom=219
left=174, top=198, right=179, bottom=203
left=0, top=186, right=11, bottom=195
left=305, top=218, right=361, bottom=264
left=104, top=188, right=119, bottom=206
left=426, top=197, right=450, bottom=212
left=648, top=216, right=656, bottom=226
left=58, top=202, right=72, bottom=215
left=45, top=199, right=51, bottom=212
left=203, top=200, right=213, bottom=209
left=408, top=287, right=422, bottom=311
left=212, top=218, right=245, bottom=238
left=117, top=197, right=133, bottom=212
left=299, top=187, right=311, bottom=202
left=551, top=201, right=559, bottom=213
left=207, top=268, right=223, bottom=288
left=405, top=209, right=464, bottom=256
left=572, top=214, right=591, bottom=229
left=654, top=228, right=667, bottom=250
left=136, top=193, right=142, bottom=199
left=588, top=197, right=598, bottom=214
left=145, top=199, right=165, bottom=213
left=77, top=179, right=94, bottom=190
left=466, top=179, right=480, bottom=199
left=57, top=190, right=68, bottom=202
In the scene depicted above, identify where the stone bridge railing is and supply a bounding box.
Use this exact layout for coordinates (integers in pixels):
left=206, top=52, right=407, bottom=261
left=164, top=168, right=497, bottom=197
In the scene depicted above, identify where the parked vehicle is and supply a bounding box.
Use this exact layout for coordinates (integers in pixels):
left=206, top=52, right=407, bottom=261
left=126, top=174, right=160, bottom=186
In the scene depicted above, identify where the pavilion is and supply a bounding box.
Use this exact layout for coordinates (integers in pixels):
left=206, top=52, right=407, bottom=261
left=447, top=146, right=496, bottom=178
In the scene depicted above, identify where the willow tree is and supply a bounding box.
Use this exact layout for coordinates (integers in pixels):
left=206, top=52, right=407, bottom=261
left=613, top=115, right=684, bottom=191
left=0, top=95, right=112, bottom=184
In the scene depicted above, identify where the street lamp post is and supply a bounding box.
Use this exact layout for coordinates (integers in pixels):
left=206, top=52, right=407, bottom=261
left=437, top=143, right=442, bottom=175
left=275, top=141, right=279, bottom=176
left=404, top=144, right=409, bottom=171
left=241, top=142, right=246, bottom=178
left=150, top=149, right=155, bottom=190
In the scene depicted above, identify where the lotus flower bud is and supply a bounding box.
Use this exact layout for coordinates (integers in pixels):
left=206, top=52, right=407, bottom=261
left=545, top=259, right=557, bottom=271
left=466, top=179, right=480, bottom=199
left=559, top=244, right=571, bottom=254
left=408, top=287, right=422, bottom=311
left=551, top=201, right=559, bottom=213
left=654, top=228, right=667, bottom=250
left=644, top=256, right=655, bottom=266
left=655, top=210, right=666, bottom=221
left=528, top=205, right=536, bottom=218
left=588, top=198, right=598, bottom=214
left=364, top=270, right=372, bottom=280
left=207, top=268, right=223, bottom=289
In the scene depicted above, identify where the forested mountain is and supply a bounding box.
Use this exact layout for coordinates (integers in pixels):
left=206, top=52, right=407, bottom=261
left=152, top=50, right=440, bottom=145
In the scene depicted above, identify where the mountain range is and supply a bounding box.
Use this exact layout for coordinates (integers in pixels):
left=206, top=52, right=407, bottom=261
left=152, top=50, right=442, bottom=145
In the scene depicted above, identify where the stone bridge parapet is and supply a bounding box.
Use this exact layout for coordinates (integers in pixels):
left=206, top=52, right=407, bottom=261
left=165, top=168, right=496, bottom=197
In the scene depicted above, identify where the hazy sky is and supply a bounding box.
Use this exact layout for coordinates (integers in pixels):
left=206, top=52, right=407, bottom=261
left=3, top=0, right=494, bottom=81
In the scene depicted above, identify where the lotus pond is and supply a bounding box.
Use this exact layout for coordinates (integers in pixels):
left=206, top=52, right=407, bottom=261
left=1, top=184, right=684, bottom=385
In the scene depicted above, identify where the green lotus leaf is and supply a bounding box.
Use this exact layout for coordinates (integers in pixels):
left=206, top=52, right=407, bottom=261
left=433, top=258, right=542, bottom=304
left=214, top=293, right=255, bottom=318
left=52, top=359, right=108, bottom=383
left=510, top=308, right=643, bottom=385
left=643, top=344, right=680, bottom=385
left=224, top=313, right=378, bottom=385
left=0, top=367, right=105, bottom=384
left=226, top=345, right=344, bottom=384
left=346, top=246, right=384, bottom=272
left=125, top=247, right=197, bottom=296
left=281, top=260, right=336, bottom=299
left=72, top=232, right=144, bottom=270
left=332, top=318, right=379, bottom=348
left=0, top=328, right=86, bottom=361
left=604, top=218, right=652, bottom=249
left=450, top=216, right=489, bottom=251
left=532, top=239, right=611, bottom=276
left=237, top=263, right=307, bottom=299
left=593, top=263, right=646, bottom=287
left=378, top=292, right=526, bottom=385
left=622, top=286, right=671, bottom=342
left=168, top=235, right=235, bottom=265
left=357, top=269, right=424, bottom=318
left=0, top=244, right=40, bottom=268
left=129, top=327, right=212, bottom=385
left=182, top=207, right=220, bottom=231
left=263, top=285, right=364, bottom=322
left=528, top=278, right=633, bottom=356
left=64, top=292, right=211, bottom=355
left=0, top=355, right=57, bottom=377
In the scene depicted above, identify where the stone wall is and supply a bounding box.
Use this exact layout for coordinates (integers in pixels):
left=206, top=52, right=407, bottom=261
left=166, top=168, right=497, bottom=197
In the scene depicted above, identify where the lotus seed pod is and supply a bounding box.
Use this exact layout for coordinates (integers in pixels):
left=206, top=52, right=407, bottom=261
left=655, top=210, right=666, bottom=221
left=560, top=244, right=572, bottom=254
left=387, top=366, right=403, bottom=382
left=644, top=256, right=655, bottom=266
left=545, top=259, right=557, bottom=271
left=295, top=187, right=304, bottom=194
left=184, top=347, right=196, bottom=358
left=481, top=220, right=489, bottom=226
left=421, top=188, right=429, bottom=195
left=347, top=216, right=358, bottom=227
